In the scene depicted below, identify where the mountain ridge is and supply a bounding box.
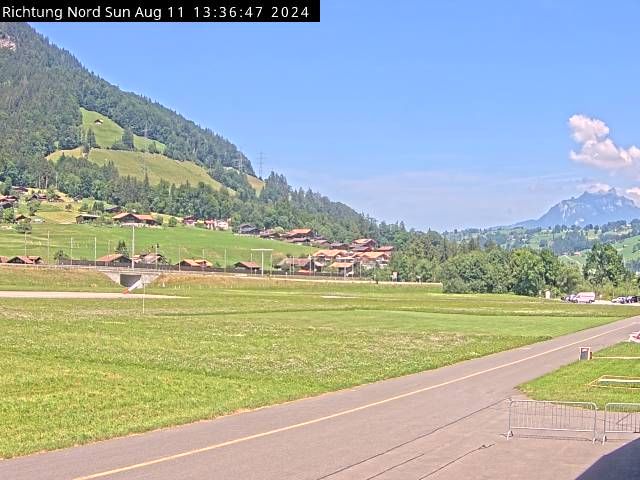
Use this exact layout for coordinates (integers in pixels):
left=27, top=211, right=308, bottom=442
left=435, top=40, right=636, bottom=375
left=514, top=189, right=640, bottom=228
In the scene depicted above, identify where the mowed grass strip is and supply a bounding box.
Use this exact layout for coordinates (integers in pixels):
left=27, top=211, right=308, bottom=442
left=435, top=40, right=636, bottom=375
left=0, top=270, right=635, bottom=457
left=521, top=342, right=640, bottom=407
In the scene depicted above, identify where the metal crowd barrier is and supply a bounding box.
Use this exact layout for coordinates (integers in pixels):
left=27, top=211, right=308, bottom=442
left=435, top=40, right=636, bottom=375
left=603, top=403, right=640, bottom=443
left=507, top=400, right=598, bottom=442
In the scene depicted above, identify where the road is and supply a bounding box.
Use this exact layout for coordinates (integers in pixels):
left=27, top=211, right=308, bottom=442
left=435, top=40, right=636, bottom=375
left=0, top=291, right=181, bottom=299
left=2, top=316, right=639, bottom=480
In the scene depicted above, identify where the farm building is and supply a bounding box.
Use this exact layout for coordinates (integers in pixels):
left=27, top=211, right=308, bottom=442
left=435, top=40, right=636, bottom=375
left=97, top=253, right=131, bottom=265
left=234, top=261, right=261, bottom=273
left=237, top=224, right=260, bottom=235
left=76, top=214, right=99, bottom=224
left=112, top=212, right=158, bottom=226
left=138, top=253, right=166, bottom=265
left=177, top=259, right=212, bottom=268
left=105, top=205, right=122, bottom=214
left=7, top=256, right=44, bottom=265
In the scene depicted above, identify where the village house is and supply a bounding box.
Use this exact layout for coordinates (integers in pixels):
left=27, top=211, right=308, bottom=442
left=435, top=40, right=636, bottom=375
left=104, top=205, right=122, bottom=214
left=7, top=256, right=44, bottom=265
left=97, top=253, right=131, bottom=265
left=277, top=257, right=322, bottom=273
left=359, top=251, right=390, bottom=268
left=377, top=245, right=394, bottom=253
left=236, top=223, right=260, bottom=235
left=329, top=261, right=355, bottom=276
left=329, top=242, right=349, bottom=250
left=112, top=212, right=158, bottom=227
left=283, top=228, right=314, bottom=241
left=138, top=253, right=167, bottom=265
left=259, top=228, right=281, bottom=239
left=350, top=238, right=378, bottom=250
left=313, top=249, right=347, bottom=263
left=14, top=213, right=28, bottom=222
left=234, top=261, right=261, bottom=273
left=204, top=218, right=230, bottom=231
left=177, top=258, right=212, bottom=269
left=75, top=213, right=99, bottom=224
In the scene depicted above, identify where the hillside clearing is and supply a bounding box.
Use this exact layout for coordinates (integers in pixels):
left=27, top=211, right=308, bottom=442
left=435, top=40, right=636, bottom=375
left=80, top=108, right=166, bottom=153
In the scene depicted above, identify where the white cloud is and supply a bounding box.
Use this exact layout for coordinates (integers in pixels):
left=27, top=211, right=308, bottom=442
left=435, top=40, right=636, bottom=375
left=626, top=187, right=640, bottom=206
left=582, top=182, right=613, bottom=194
left=568, top=114, right=640, bottom=170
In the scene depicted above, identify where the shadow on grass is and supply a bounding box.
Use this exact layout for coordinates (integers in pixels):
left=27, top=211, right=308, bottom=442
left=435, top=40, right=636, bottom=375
left=576, top=437, right=640, bottom=479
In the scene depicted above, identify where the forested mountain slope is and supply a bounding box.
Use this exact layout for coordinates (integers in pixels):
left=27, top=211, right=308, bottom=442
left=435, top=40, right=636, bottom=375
left=0, top=22, right=252, bottom=174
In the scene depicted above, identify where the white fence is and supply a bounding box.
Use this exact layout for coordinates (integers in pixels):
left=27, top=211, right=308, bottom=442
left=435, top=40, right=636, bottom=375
left=603, top=403, right=640, bottom=443
left=507, top=400, right=598, bottom=442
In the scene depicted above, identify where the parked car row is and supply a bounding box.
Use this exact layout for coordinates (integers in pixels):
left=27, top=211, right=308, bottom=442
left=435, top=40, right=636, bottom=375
left=612, top=295, right=640, bottom=304
left=562, top=292, right=596, bottom=304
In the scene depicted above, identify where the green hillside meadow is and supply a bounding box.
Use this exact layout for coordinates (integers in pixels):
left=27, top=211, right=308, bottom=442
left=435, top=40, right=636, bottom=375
left=0, top=224, right=314, bottom=266
left=80, top=108, right=166, bottom=153
left=87, top=149, right=227, bottom=191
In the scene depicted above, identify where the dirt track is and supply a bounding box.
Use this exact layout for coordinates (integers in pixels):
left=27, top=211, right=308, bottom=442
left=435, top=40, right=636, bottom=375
left=0, top=291, right=182, bottom=299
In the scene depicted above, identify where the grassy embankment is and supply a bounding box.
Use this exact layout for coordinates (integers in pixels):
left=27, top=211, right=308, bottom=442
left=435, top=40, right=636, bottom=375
left=521, top=342, right=640, bottom=407
left=0, top=267, right=636, bottom=457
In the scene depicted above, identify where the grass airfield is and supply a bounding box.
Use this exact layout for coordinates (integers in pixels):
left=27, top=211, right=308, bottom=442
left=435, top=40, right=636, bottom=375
left=0, top=267, right=636, bottom=458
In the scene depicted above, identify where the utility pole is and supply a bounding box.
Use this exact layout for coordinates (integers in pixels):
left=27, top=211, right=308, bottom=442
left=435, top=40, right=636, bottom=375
left=131, top=225, right=135, bottom=270
left=47, top=230, right=50, bottom=264
left=224, top=248, right=227, bottom=273
left=94, top=237, right=97, bottom=267
left=24, top=231, right=27, bottom=256
left=70, top=238, right=73, bottom=266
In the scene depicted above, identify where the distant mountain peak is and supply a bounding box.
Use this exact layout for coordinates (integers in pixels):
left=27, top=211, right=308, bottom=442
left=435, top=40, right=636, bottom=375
left=515, top=189, right=640, bottom=228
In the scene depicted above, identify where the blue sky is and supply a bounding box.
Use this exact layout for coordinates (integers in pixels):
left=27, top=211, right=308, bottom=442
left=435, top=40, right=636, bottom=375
left=34, top=1, right=640, bottom=230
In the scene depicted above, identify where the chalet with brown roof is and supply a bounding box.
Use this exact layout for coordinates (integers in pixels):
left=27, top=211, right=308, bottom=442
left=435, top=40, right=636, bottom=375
left=97, top=253, right=131, bottom=265
left=112, top=212, right=157, bottom=226
left=14, top=214, right=28, bottom=222
left=0, top=256, right=9, bottom=263
left=177, top=259, right=212, bottom=268
left=237, top=223, right=260, bottom=235
left=351, top=238, right=378, bottom=249
left=330, top=242, right=349, bottom=250
left=76, top=213, right=99, bottom=224
left=313, top=249, right=347, bottom=263
left=7, top=256, right=43, bottom=265
left=105, top=205, right=122, bottom=214
left=234, top=261, right=261, bottom=273
left=139, top=253, right=167, bottom=265
left=329, top=261, right=355, bottom=276
left=377, top=246, right=394, bottom=253
left=284, top=228, right=314, bottom=240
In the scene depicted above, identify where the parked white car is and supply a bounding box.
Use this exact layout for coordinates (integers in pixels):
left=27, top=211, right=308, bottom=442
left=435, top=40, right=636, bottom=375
left=575, top=292, right=596, bottom=304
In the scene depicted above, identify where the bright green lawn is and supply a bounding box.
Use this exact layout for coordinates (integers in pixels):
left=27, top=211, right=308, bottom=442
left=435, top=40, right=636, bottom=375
left=521, top=342, right=640, bottom=407
left=0, top=269, right=636, bottom=457
left=0, top=224, right=314, bottom=266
